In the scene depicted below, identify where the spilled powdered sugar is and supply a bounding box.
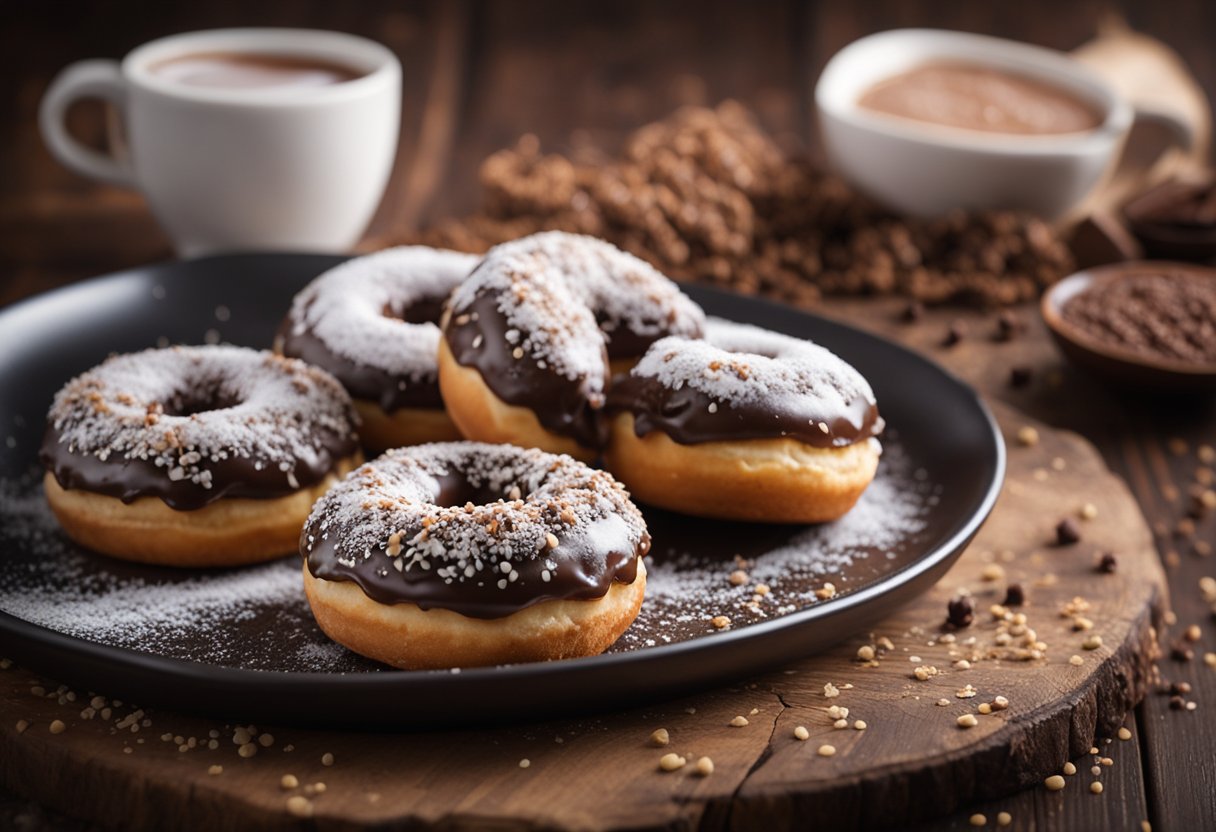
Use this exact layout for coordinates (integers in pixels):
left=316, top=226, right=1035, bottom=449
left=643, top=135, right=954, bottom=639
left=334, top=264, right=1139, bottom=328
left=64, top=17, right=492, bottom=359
left=630, top=317, right=876, bottom=412
left=447, top=231, right=704, bottom=385
left=0, top=470, right=370, bottom=672
left=0, top=435, right=933, bottom=670
left=613, top=440, right=934, bottom=651
left=288, top=246, right=480, bottom=379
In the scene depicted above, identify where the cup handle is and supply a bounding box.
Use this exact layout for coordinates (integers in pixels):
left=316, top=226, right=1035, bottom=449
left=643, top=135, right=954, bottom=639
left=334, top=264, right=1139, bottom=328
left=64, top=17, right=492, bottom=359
left=1130, top=102, right=1195, bottom=153
left=39, top=60, right=136, bottom=188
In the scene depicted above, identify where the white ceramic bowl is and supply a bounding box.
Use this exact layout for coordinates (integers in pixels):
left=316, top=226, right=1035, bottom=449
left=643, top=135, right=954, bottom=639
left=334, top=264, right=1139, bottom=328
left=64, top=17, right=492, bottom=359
left=815, top=29, right=1133, bottom=219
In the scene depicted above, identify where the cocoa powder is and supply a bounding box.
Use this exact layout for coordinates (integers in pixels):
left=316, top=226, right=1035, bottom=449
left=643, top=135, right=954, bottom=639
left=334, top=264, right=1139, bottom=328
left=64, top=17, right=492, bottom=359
left=1061, top=270, right=1216, bottom=364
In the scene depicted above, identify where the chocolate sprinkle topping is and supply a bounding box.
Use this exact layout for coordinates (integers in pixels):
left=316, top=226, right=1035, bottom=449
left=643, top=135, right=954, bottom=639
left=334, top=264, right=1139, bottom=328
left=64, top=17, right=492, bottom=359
left=607, top=319, right=881, bottom=448
left=41, top=346, right=359, bottom=510
left=303, top=443, right=650, bottom=620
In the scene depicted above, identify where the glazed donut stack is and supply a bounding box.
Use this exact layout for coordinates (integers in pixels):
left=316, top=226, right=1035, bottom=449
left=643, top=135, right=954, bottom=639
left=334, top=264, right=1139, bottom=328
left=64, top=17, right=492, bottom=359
left=39, top=230, right=883, bottom=670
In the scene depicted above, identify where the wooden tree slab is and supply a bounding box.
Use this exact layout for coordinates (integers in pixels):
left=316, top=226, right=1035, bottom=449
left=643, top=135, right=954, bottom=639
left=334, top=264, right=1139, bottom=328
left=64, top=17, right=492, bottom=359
left=0, top=303, right=1166, bottom=830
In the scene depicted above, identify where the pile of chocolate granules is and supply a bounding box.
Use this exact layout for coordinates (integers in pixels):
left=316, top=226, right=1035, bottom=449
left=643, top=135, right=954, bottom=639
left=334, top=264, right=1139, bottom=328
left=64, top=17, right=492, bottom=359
left=406, top=101, right=1075, bottom=307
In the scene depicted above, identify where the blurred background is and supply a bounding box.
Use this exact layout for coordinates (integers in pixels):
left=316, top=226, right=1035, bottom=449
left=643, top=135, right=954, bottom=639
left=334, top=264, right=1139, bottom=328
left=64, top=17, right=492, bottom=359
left=3, top=0, right=1214, bottom=302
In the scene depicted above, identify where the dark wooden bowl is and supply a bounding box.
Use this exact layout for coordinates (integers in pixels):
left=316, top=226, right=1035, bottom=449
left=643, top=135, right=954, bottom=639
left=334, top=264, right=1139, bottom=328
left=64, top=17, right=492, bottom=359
left=1041, top=260, right=1216, bottom=393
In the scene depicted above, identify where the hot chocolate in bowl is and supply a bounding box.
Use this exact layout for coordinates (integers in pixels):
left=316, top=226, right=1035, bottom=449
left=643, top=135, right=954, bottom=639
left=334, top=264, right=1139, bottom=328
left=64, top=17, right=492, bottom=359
left=815, top=29, right=1191, bottom=219
left=856, top=62, right=1103, bottom=136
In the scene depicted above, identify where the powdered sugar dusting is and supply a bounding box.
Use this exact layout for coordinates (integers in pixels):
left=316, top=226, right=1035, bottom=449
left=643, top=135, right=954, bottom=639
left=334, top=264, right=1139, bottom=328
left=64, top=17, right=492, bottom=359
left=630, top=317, right=876, bottom=414
left=46, top=346, right=356, bottom=492
left=447, top=231, right=705, bottom=386
left=0, top=471, right=369, bottom=672
left=288, top=246, right=480, bottom=380
left=615, top=441, right=935, bottom=650
left=305, top=443, right=646, bottom=585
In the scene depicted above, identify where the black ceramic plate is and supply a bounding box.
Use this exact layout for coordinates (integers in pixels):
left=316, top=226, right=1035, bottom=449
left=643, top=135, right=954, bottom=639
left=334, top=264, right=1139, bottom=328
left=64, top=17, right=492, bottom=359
left=0, top=254, right=1004, bottom=728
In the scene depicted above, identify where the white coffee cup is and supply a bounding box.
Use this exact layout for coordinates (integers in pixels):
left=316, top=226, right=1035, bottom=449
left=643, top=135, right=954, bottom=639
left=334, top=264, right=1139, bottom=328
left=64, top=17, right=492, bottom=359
left=40, top=28, right=401, bottom=256
left=816, top=29, right=1193, bottom=219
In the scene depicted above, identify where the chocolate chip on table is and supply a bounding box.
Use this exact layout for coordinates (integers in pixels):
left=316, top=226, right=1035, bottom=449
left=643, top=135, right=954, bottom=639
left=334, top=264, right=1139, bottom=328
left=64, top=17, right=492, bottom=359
left=1002, top=583, right=1026, bottom=607
left=1056, top=518, right=1082, bottom=545
left=902, top=300, right=925, bottom=322
left=1170, top=681, right=1193, bottom=696
left=942, top=321, right=966, bottom=348
left=1096, top=552, right=1117, bottom=574
left=1009, top=366, right=1033, bottom=388
left=994, top=310, right=1025, bottom=342
left=1171, top=643, right=1195, bottom=662
left=1170, top=695, right=1188, bottom=710
left=946, top=595, right=974, bottom=628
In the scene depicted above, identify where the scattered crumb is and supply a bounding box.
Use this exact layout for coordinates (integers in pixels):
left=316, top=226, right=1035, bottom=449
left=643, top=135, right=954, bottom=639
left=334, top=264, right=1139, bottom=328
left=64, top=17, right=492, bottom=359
left=970, top=814, right=987, bottom=827
left=1017, top=426, right=1039, bottom=447
left=238, top=743, right=257, bottom=758
left=285, top=795, right=313, bottom=818
left=49, top=720, right=66, bottom=735
left=694, top=756, right=714, bottom=776
left=1045, top=775, right=1066, bottom=791
left=823, top=683, right=840, bottom=698
left=794, top=726, right=810, bottom=741
left=281, top=774, right=299, bottom=790
left=957, top=714, right=978, bottom=728
left=997, top=811, right=1012, bottom=826
left=1063, top=762, right=1077, bottom=776
left=16, top=720, right=29, bottom=734
left=321, top=752, right=335, bottom=766
left=208, top=765, right=223, bottom=776
left=1091, top=781, right=1104, bottom=794
left=817, top=744, right=836, bottom=757
left=519, top=759, right=531, bottom=769
left=730, top=716, right=749, bottom=727
left=1118, top=727, right=1132, bottom=741
left=649, top=728, right=670, bottom=747
left=659, top=752, right=686, bottom=772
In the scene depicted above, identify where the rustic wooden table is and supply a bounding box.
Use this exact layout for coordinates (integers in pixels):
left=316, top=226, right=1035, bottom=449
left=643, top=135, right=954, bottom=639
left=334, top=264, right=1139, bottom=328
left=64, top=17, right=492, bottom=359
left=2, top=2, right=1215, bottom=830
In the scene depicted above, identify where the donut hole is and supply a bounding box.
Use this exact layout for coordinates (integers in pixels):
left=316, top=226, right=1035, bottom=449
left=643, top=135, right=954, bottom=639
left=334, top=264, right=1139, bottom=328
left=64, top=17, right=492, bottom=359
left=381, top=298, right=446, bottom=325
left=432, top=472, right=525, bottom=508
left=161, top=386, right=243, bottom=417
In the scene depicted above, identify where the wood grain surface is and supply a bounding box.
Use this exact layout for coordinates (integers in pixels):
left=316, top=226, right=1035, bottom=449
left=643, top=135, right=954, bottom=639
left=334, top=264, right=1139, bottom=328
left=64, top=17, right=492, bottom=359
left=0, top=302, right=1168, bottom=831
left=3, top=1, right=1216, bottom=830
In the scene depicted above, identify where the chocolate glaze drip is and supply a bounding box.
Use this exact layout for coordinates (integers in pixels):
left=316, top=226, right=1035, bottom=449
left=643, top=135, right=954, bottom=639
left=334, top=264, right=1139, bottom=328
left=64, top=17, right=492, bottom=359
left=304, top=469, right=647, bottom=620
left=606, top=372, right=882, bottom=447
left=278, top=300, right=445, bottom=412
left=445, top=290, right=613, bottom=448
left=41, top=418, right=358, bottom=512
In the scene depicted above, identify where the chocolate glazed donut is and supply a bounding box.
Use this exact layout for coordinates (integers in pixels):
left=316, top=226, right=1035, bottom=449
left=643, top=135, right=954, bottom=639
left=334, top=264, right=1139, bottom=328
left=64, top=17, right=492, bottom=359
left=301, top=442, right=651, bottom=669
left=278, top=246, right=481, bottom=450
left=438, top=232, right=705, bottom=461
left=604, top=319, right=884, bottom=523
left=40, top=345, right=361, bottom=566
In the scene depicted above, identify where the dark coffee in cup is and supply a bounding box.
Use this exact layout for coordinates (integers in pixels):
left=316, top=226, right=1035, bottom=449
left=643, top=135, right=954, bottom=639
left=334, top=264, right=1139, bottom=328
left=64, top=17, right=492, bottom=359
left=150, top=52, right=364, bottom=89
